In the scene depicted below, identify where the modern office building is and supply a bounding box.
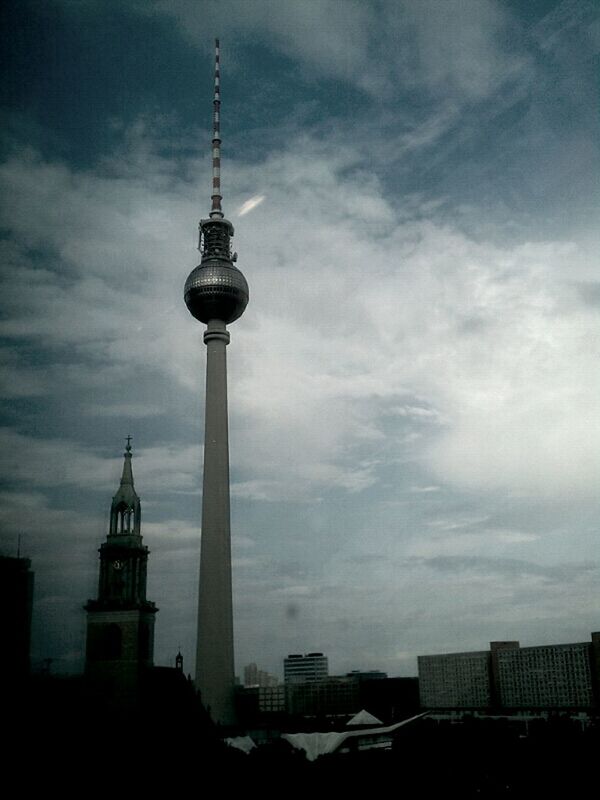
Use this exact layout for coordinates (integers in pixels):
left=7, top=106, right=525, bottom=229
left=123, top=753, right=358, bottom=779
left=418, top=649, right=493, bottom=709
left=238, top=664, right=418, bottom=723
left=236, top=684, right=287, bottom=725
left=495, top=642, right=594, bottom=709
left=284, top=652, right=329, bottom=685
left=286, top=676, right=361, bottom=718
left=419, top=634, right=600, bottom=712
left=183, top=40, right=249, bottom=725
left=258, top=685, right=286, bottom=713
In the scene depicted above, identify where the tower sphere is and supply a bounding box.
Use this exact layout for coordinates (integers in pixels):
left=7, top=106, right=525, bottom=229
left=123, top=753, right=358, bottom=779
left=184, top=258, right=249, bottom=325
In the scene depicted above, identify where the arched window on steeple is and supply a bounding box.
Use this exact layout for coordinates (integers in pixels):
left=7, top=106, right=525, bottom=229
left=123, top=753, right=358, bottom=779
left=114, top=502, right=134, bottom=534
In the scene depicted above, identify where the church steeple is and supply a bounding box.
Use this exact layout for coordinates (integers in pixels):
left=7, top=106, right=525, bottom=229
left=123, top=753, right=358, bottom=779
left=85, top=439, right=157, bottom=699
left=109, top=436, right=141, bottom=537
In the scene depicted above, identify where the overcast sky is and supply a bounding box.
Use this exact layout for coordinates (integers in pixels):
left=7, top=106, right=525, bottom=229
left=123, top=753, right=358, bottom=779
left=1, top=0, right=599, bottom=679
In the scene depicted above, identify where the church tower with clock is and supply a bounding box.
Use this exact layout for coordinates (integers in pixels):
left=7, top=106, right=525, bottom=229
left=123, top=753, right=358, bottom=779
left=85, top=438, right=157, bottom=699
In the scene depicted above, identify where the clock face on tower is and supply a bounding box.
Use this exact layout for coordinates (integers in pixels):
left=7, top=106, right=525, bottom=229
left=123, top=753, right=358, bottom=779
left=112, top=560, right=124, bottom=571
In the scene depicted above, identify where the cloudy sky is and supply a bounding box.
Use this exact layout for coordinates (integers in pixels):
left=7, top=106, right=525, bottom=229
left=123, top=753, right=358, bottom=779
left=1, top=0, right=599, bottom=679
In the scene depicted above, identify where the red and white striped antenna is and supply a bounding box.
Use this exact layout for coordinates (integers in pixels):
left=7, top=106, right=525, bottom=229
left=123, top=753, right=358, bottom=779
left=210, top=38, right=223, bottom=219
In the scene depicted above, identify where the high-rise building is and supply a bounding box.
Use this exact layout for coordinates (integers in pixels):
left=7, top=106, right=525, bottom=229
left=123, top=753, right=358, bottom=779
left=284, top=652, right=329, bottom=685
left=85, top=439, right=157, bottom=699
left=183, top=40, right=249, bottom=726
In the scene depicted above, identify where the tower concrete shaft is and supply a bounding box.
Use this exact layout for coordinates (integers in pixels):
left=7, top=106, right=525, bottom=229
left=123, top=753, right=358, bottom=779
left=195, top=319, right=235, bottom=724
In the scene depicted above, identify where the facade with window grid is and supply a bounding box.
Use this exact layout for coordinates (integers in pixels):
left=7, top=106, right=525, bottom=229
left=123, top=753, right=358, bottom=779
left=284, top=652, right=329, bottom=685
left=418, top=650, right=492, bottom=709
left=497, top=642, right=594, bottom=709
left=419, top=633, right=600, bottom=712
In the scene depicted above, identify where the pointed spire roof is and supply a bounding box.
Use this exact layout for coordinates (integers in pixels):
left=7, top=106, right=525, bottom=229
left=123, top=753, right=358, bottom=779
left=119, top=434, right=134, bottom=487
left=111, top=436, right=140, bottom=511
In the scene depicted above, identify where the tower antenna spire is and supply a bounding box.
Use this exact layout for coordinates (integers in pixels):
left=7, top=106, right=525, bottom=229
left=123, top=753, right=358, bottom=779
left=210, top=37, right=223, bottom=220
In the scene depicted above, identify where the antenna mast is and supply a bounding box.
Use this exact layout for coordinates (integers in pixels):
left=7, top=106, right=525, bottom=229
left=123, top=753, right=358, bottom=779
left=210, top=38, right=223, bottom=219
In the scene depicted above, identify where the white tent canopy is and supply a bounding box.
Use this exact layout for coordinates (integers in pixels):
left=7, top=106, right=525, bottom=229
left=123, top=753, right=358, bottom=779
left=346, top=709, right=383, bottom=726
left=282, top=712, right=428, bottom=761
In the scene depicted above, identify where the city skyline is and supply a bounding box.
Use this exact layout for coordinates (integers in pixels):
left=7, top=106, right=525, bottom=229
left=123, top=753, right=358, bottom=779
left=0, top=0, right=599, bottom=680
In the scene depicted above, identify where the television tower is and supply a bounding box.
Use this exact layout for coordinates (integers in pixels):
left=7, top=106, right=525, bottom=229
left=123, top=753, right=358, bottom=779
left=183, top=39, right=249, bottom=725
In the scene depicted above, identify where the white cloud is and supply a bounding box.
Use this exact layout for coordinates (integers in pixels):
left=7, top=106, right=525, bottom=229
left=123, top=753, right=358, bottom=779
left=0, top=429, right=202, bottom=495
left=152, top=0, right=373, bottom=89
left=237, top=195, right=265, bottom=217
left=407, top=528, right=540, bottom=559
left=1, top=129, right=599, bottom=503
left=393, top=0, right=525, bottom=99
left=147, top=0, right=531, bottom=103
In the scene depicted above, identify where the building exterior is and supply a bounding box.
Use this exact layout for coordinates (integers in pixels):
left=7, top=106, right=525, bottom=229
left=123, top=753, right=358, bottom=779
left=244, top=662, right=259, bottom=686
left=258, top=685, right=286, bottom=713
left=284, top=652, right=329, bottom=685
left=359, top=676, right=420, bottom=722
left=243, top=662, right=278, bottom=687
left=183, top=40, right=249, bottom=726
left=286, top=676, right=361, bottom=718
left=418, top=650, right=493, bottom=709
left=0, top=555, right=34, bottom=683
left=346, top=670, right=388, bottom=681
left=419, top=634, right=600, bottom=712
left=236, top=684, right=287, bottom=725
left=85, top=440, right=157, bottom=700
left=237, top=664, right=418, bottom=724
left=496, top=642, right=594, bottom=709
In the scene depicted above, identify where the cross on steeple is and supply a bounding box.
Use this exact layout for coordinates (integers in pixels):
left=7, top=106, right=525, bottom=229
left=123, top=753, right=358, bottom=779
left=125, top=434, right=132, bottom=452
